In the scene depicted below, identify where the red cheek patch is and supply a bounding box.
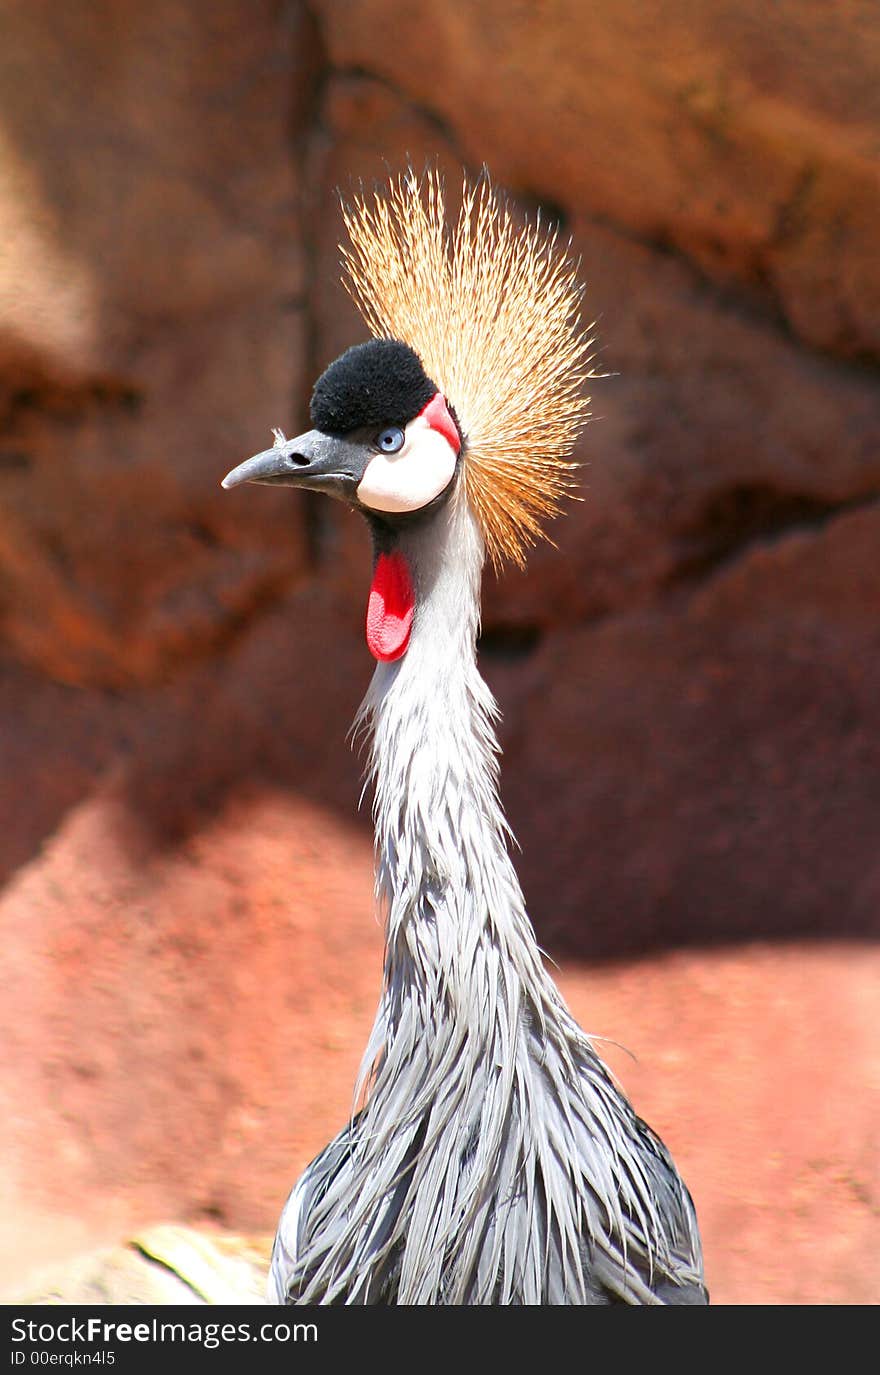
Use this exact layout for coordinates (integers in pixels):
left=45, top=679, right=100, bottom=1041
left=366, top=551, right=415, bottom=662
left=418, top=392, right=461, bottom=454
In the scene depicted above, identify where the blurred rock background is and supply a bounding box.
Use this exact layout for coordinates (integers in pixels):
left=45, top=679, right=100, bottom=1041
left=0, top=0, right=878, bottom=1305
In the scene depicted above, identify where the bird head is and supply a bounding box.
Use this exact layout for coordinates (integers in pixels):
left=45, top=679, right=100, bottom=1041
left=222, top=338, right=463, bottom=663
left=222, top=170, right=593, bottom=662
left=221, top=338, right=462, bottom=521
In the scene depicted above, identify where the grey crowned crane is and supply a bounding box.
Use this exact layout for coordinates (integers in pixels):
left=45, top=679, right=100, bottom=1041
left=222, top=171, right=708, bottom=1306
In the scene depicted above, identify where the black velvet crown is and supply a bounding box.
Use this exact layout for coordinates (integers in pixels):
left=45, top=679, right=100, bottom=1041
left=310, top=339, right=438, bottom=435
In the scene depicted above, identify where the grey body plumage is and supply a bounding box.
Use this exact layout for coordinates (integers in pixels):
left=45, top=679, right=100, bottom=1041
left=268, top=496, right=707, bottom=1306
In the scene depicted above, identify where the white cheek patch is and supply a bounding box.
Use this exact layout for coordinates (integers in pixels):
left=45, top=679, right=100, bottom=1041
left=357, top=416, right=458, bottom=514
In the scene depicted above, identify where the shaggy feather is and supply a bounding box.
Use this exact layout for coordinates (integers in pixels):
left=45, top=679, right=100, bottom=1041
left=340, top=169, right=595, bottom=567
left=270, top=493, right=707, bottom=1305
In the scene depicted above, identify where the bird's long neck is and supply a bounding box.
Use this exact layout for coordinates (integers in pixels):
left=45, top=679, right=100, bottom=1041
left=354, top=491, right=567, bottom=1098
left=303, top=493, right=676, bottom=1305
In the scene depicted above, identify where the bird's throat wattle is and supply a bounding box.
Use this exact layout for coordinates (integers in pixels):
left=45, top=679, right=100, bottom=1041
left=366, top=551, right=414, bottom=662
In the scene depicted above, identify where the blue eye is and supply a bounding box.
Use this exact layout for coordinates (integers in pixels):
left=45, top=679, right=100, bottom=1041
left=377, top=426, right=405, bottom=454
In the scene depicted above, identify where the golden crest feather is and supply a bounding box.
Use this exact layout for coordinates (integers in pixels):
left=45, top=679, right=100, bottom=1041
left=339, top=169, right=595, bottom=567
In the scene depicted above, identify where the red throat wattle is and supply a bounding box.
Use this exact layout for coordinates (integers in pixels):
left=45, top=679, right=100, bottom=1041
left=366, top=551, right=414, bottom=662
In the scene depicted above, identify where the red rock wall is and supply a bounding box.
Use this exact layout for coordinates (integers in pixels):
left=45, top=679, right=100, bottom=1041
left=0, top=1, right=877, bottom=1302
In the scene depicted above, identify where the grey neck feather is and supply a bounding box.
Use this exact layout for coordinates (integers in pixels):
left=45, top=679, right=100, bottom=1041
left=359, top=489, right=552, bottom=1032
left=283, top=488, right=703, bottom=1304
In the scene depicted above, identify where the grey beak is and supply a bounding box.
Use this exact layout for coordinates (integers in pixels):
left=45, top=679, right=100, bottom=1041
left=221, top=429, right=372, bottom=499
